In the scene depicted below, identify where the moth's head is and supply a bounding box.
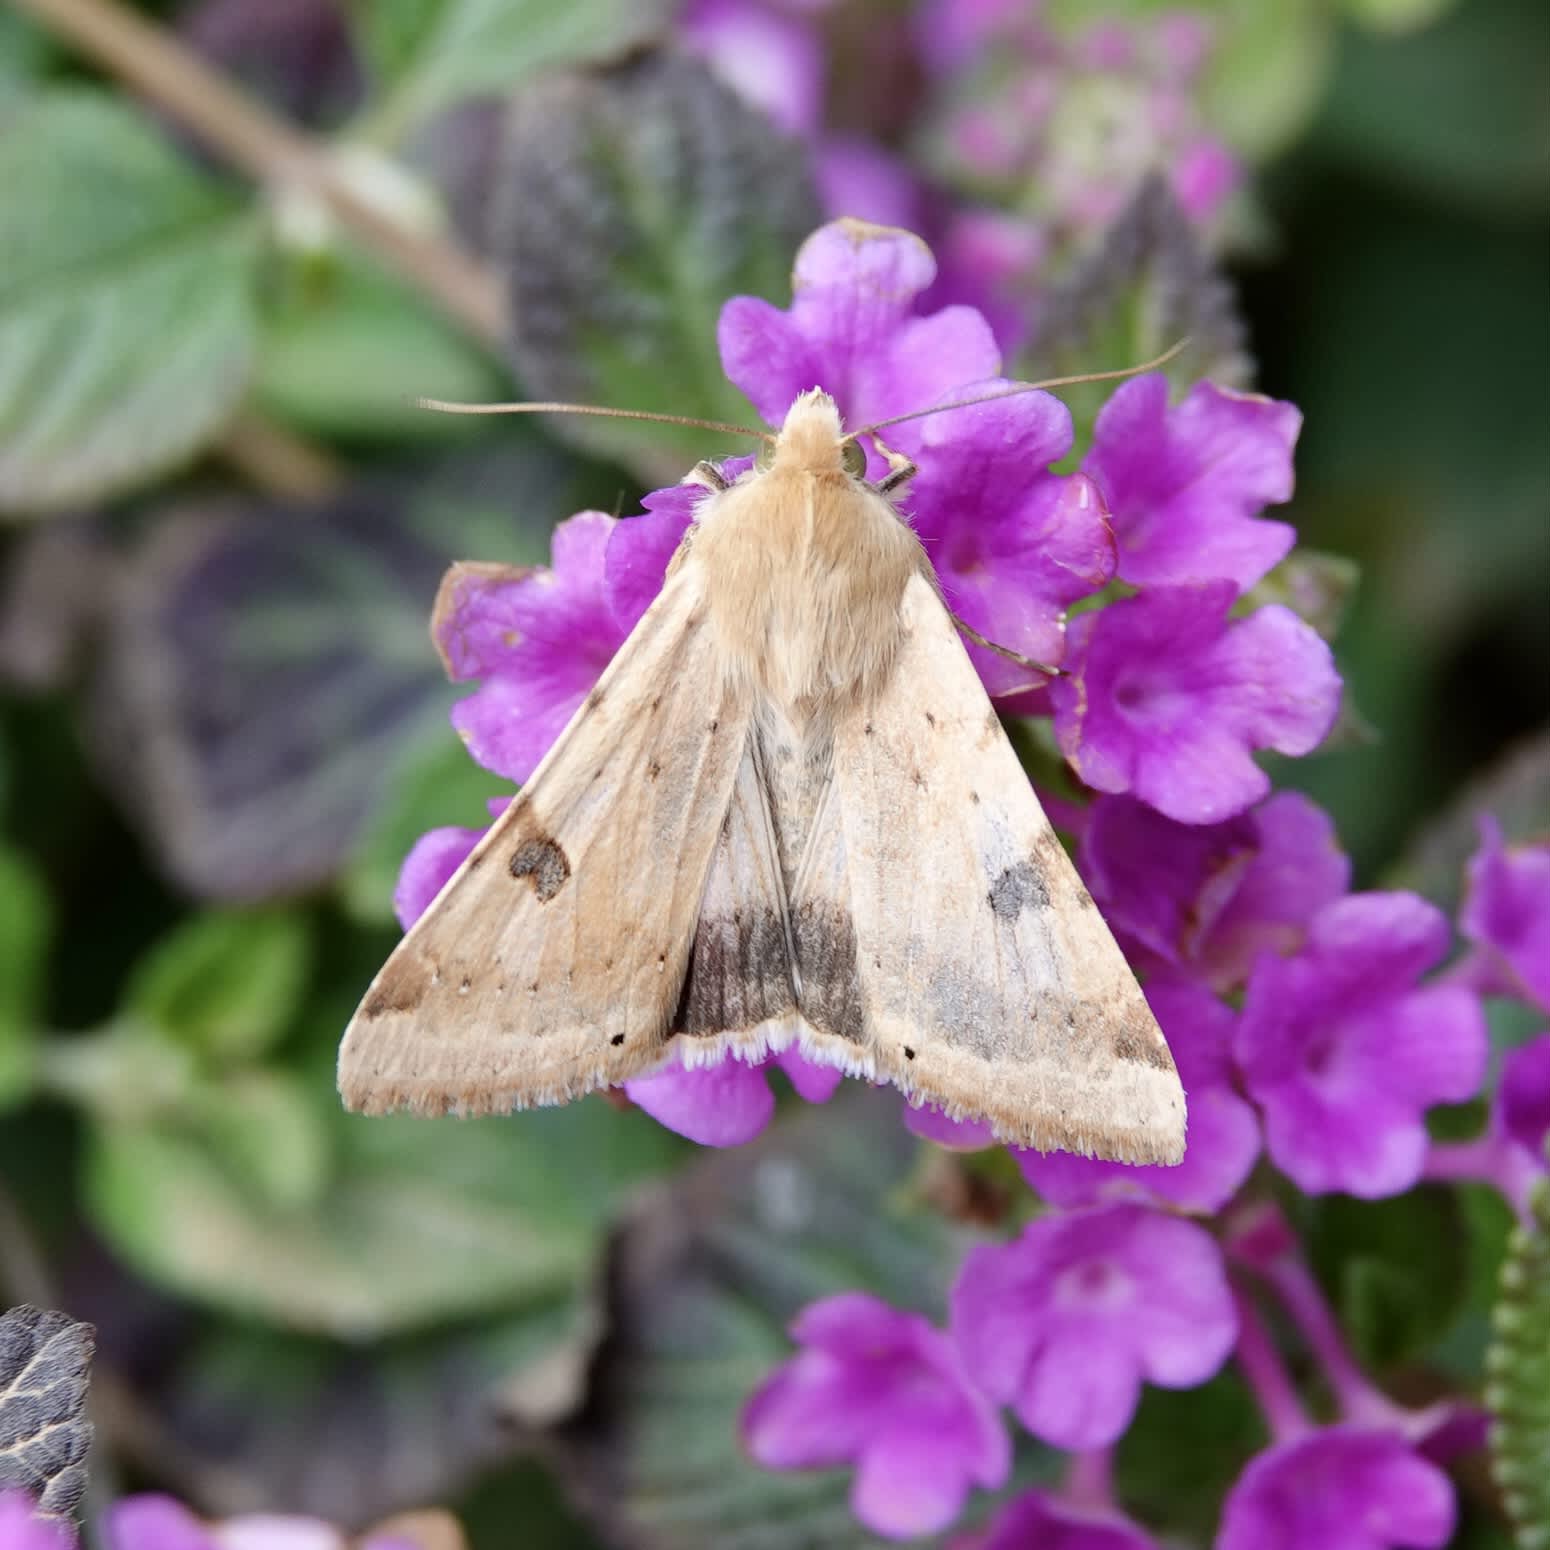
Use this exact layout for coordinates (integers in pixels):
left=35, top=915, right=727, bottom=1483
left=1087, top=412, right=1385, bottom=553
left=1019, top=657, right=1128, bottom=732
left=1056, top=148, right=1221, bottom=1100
left=759, top=389, right=867, bottom=480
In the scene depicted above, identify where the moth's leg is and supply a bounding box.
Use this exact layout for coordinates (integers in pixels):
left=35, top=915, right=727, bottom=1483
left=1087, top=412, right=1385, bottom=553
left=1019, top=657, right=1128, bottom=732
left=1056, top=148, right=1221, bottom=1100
left=951, top=615, right=1064, bottom=681
left=873, top=439, right=916, bottom=495
left=685, top=460, right=729, bottom=492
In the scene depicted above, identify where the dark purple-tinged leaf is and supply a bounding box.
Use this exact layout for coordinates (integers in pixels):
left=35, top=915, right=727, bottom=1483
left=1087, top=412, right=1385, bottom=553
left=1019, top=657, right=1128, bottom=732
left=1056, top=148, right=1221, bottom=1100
left=1024, top=176, right=1251, bottom=447
left=94, top=1303, right=588, bottom=1523
left=494, top=49, right=821, bottom=481
left=0, top=91, right=259, bottom=515
left=354, top=0, right=674, bottom=144
left=555, top=1088, right=1035, bottom=1550
left=182, top=0, right=364, bottom=132
left=0, top=1306, right=93, bottom=1521
left=87, top=443, right=611, bottom=902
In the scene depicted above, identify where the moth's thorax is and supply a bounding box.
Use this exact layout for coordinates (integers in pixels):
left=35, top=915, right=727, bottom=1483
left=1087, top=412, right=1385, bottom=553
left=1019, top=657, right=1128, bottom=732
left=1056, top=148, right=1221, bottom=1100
left=691, top=391, right=923, bottom=719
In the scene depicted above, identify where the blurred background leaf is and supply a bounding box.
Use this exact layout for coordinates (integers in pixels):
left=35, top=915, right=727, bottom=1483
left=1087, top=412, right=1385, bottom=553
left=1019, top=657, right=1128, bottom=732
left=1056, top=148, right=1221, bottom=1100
left=0, top=91, right=259, bottom=515
left=494, top=49, right=821, bottom=480
left=351, top=0, right=675, bottom=145
left=85, top=441, right=616, bottom=903
left=557, top=1089, right=1045, bottom=1549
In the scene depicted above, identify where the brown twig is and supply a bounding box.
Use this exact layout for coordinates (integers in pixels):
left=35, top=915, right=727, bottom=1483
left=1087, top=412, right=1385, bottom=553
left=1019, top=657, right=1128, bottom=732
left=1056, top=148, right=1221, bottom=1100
left=217, top=407, right=343, bottom=501
left=10, top=0, right=510, bottom=348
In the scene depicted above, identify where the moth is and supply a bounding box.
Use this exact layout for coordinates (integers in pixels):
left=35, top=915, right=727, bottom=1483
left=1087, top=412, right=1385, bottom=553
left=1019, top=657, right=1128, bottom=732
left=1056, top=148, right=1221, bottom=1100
left=338, top=373, right=1187, bottom=1165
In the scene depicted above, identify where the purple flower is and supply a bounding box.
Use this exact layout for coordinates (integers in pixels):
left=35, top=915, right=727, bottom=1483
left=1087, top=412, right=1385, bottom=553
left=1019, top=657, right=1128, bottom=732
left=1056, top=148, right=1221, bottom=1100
left=718, top=220, right=999, bottom=434
left=1016, top=976, right=1260, bottom=1213
left=1216, top=1427, right=1455, bottom=1550
left=680, top=0, right=824, bottom=136
left=903, top=388, right=1114, bottom=691
left=951, top=1203, right=1236, bottom=1449
left=1496, top=1033, right=1550, bottom=1163
left=1462, top=815, right=1550, bottom=1011
left=625, top=1044, right=842, bottom=1147
left=922, top=208, right=1047, bottom=355
left=435, top=515, right=628, bottom=784
left=973, top=1490, right=1157, bottom=1550
left=1237, top=893, right=1489, bottom=1198
left=1080, top=791, right=1349, bottom=990
left=0, top=1492, right=73, bottom=1550
left=904, top=1099, right=995, bottom=1150
left=1050, top=584, right=1342, bottom=824
left=106, top=1496, right=408, bottom=1550
left=743, top=1292, right=1009, bottom=1540
left=814, top=137, right=925, bottom=231
left=1083, top=376, right=1299, bottom=591
left=393, top=823, right=487, bottom=930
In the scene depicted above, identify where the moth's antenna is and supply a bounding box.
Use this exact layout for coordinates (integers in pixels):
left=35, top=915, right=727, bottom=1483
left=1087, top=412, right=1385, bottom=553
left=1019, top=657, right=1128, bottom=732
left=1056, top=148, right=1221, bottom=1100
left=847, top=339, right=1190, bottom=440
left=415, top=398, right=776, bottom=443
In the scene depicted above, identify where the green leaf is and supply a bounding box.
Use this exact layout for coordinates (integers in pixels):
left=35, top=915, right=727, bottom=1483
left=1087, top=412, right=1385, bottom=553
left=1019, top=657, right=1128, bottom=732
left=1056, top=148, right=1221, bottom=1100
left=1203, top=0, right=1335, bottom=162
left=559, top=1089, right=1029, bottom=1549
left=187, top=1069, right=332, bottom=1213
left=0, top=845, right=50, bottom=1107
left=1489, top=1177, right=1550, bottom=1548
left=1023, top=177, right=1250, bottom=449
left=0, top=91, right=259, bottom=515
left=254, top=252, right=507, bottom=440
left=0, top=14, right=54, bottom=103
left=126, top=909, right=311, bottom=1064
left=84, top=1092, right=683, bottom=1338
left=495, top=49, right=821, bottom=482
left=353, top=0, right=674, bottom=144
left=341, top=727, right=506, bottom=924
left=0, top=1306, right=93, bottom=1521
left=1336, top=0, right=1459, bottom=30
left=1306, top=1186, right=1472, bottom=1369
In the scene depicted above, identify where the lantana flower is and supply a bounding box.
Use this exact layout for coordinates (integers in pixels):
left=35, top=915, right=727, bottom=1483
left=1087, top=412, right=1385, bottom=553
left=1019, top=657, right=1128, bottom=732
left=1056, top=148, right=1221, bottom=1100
left=950, top=1203, right=1237, bottom=1449
left=1080, top=790, right=1350, bottom=990
left=1215, top=1427, right=1456, bottom=1550
left=1083, top=374, right=1300, bottom=591
left=1050, top=583, right=1342, bottom=824
left=971, top=1489, right=1158, bottom=1550
left=1236, top=893, right=1488, bottom=1197
left=1462, top=814, right=1550, bottom=1011
left=0, top=1492, right=71, bottom=1550
left=741, top=1293, right=1009, bottom=1540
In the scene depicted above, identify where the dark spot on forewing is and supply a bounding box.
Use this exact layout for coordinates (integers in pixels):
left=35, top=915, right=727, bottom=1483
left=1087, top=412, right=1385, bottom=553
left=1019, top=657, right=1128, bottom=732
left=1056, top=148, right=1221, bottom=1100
left=988, top=860, right=1049, bottom=919
left=1112, top=1014, right=1176, bottom=1072
left=510, top=835, right=571, bottom=901
left=361, top=958, right=428, bottom=1018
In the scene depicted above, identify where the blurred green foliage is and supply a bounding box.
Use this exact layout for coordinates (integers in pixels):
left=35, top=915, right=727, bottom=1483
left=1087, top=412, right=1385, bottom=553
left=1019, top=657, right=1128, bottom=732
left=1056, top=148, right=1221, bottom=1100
left=0, top=0, right=1544, bottom=1545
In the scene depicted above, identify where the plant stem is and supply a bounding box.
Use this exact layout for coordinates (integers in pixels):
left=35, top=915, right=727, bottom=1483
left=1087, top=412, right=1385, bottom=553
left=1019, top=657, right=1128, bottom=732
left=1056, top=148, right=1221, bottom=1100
left=218, top=407, right=343, bottom=501
left=10, top=0, right=509, bottom=347
left=1232, top=1283, right=1311, bottom=1443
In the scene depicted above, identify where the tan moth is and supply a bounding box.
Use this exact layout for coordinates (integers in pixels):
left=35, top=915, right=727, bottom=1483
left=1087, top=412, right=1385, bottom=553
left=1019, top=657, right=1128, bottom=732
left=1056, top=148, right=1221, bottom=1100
left=338, top=368, right=1188, bottom=1165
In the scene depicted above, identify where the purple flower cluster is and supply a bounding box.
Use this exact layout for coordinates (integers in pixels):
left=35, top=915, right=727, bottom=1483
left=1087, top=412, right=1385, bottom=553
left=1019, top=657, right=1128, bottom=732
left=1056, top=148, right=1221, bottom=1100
left=679, top=2, right=1239, bottom=353
left=0, top=1492, right=427, bottom=1550
left=393, top=217, right=1549, bottom=1544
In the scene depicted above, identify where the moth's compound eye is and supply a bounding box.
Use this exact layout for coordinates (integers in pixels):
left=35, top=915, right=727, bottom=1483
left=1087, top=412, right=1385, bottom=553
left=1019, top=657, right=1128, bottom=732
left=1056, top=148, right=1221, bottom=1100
left=841, top=439, right=868, bottom=478
left=755, top=440, right=776, bottom=473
